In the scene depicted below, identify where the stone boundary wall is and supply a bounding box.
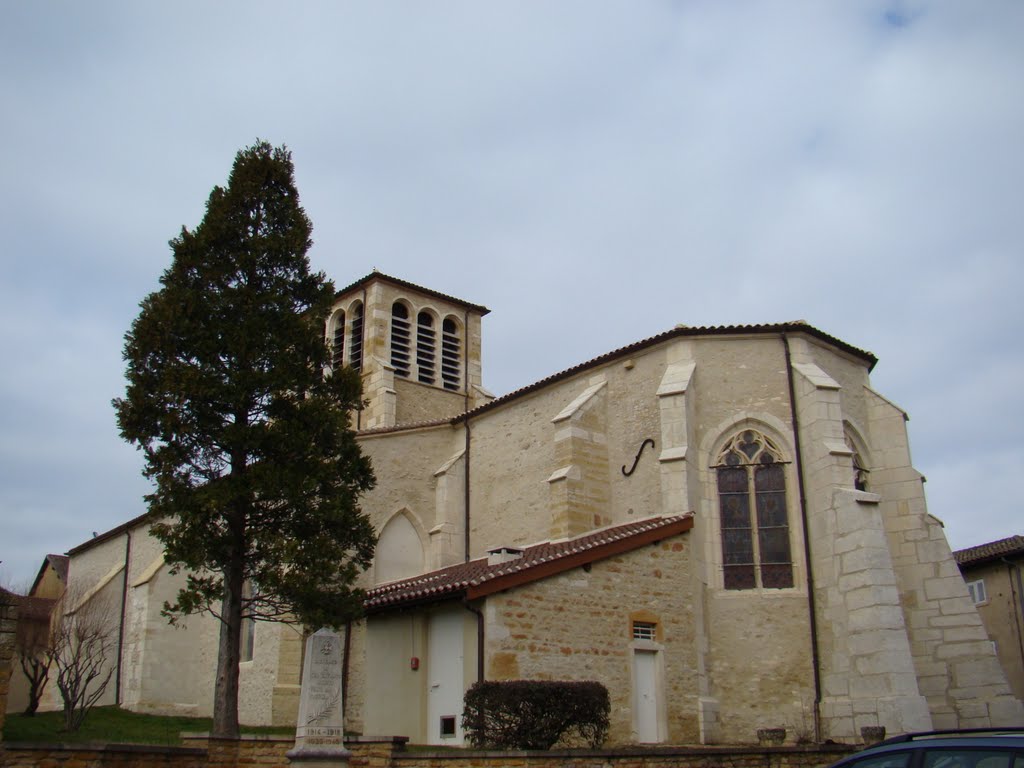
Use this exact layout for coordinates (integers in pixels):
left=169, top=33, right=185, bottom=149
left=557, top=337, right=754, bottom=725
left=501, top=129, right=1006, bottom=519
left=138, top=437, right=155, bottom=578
left=1, top=736, right=855, bottom=768
left=394, top=744, right=855, bottom=768
left=0, top=743, right=206, bottom=768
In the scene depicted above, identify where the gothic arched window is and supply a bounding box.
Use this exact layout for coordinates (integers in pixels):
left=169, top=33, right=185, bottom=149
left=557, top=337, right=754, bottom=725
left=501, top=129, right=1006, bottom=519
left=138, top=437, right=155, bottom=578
left=441, top=316, right=461, bottom=391
left=416, top=311, right=436, bottom=385
left=348, top=301, right=364, bottom=372
left=330, top=310, right=346, bottom=370
left=715, top=429, right=794, bottom=590
left=391, top=302, right=411, bottom=378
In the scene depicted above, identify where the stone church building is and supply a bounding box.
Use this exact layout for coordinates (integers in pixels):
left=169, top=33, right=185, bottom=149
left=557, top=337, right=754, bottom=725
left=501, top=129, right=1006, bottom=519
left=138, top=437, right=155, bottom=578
left=62, top=271, right=1021, bottom=746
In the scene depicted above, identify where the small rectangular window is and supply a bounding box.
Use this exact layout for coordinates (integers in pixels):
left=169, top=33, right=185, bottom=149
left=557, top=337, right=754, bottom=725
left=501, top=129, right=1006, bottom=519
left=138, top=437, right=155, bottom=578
left=967, top=579, right=987, bottom=604
left=440, top=715, right=456, bottom=738
left=632, top=621, right=657, bottom=641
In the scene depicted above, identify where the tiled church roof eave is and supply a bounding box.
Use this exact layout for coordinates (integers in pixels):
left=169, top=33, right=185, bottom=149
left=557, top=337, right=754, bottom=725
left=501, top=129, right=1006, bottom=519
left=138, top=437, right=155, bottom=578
left=451, top=322, right=878, bottom=423
left=66, top=511, right=153, bottom=556
left=954, top=535, right=1024, bottom=568
left=363, top=514, right=694, bottom=614
left=335, top=271, right=491, bottom=316
left=356, top=418, right=455, bottom=438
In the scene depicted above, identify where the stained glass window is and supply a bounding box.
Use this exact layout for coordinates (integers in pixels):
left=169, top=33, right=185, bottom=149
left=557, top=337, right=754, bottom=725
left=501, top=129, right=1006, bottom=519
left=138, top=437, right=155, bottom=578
left=716, top=430, right=793, bottom=590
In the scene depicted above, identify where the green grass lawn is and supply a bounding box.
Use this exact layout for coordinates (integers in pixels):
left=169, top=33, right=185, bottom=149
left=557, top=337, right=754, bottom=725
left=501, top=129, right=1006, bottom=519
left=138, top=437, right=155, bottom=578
left=1, top=706, right=294, bottom=746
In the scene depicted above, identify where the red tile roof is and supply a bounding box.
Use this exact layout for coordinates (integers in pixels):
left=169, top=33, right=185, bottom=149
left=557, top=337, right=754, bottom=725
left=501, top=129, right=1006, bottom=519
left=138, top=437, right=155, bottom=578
left=954, top=535, right=1024, bottom=568
left=364, top=514, right=693, bottom=613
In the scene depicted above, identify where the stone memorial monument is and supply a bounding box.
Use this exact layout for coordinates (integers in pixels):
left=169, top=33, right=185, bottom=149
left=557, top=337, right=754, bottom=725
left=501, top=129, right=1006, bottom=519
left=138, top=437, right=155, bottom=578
left=287, top=628, right=350, bottom=767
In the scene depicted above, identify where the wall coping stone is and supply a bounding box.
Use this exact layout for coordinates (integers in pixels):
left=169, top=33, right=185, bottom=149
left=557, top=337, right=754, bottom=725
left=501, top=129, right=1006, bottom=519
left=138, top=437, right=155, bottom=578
left=393, top=743, right=856, bottom=760
left=0, top=741, right=205, bottom=756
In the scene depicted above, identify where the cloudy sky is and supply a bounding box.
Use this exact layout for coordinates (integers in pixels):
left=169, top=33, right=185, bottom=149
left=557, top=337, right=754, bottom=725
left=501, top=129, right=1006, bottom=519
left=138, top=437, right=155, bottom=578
left=1, top=1, right=1022, bottom=587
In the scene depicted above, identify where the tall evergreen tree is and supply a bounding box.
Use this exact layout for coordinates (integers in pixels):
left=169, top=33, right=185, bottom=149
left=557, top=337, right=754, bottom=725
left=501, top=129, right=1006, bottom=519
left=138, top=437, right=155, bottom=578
left=114, top=141, right=376, bottom=738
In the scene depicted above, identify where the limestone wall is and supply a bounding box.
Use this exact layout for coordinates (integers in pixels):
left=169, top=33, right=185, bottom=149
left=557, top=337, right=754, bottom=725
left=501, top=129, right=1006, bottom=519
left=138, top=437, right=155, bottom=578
left=394, top=377, right=465, bottom=424
left=0, top=737, right=857, bottom=768
left=484, top=538, right=698, bottom=745
left=67, top=520, right=299, bottom=727
left=336, top=276, right=488, bottom=430
left=866, top=389, right=1023, bottom=728
left=467, top=352, right=669, bottom=556
left=357, top=424, right=465, bottom=582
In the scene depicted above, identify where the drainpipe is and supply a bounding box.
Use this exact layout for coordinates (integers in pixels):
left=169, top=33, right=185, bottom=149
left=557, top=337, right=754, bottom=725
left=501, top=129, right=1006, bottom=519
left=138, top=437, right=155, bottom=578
left=462, top=309, right=472, bottom=564
left=356, top=286, right=367, bottom=431
left=464, top=416, right=472, bottom=563
left=463, top=309, right=470, bottom=415
left=782, top=333, right=823, bottom=742
left=463, top=600, right=485, bottom=684
left=115, top=529, right=132, bottom=706
left=1001, top=557, right=1024, bottom=677
left=342, top=620, right=352, bottom=721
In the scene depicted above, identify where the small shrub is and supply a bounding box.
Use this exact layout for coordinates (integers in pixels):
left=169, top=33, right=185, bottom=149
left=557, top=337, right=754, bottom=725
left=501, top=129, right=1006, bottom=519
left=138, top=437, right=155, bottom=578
left=462, top=679, right=610, bottom=750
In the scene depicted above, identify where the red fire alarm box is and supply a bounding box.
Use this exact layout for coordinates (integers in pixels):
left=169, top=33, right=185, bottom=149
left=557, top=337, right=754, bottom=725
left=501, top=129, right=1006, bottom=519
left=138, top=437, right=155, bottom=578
left=410, top=656, right=420, bottom=670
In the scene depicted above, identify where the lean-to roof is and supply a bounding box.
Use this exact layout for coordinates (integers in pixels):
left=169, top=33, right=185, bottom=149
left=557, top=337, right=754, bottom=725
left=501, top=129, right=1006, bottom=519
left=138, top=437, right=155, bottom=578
left=364, top=514, right=693, bottom=613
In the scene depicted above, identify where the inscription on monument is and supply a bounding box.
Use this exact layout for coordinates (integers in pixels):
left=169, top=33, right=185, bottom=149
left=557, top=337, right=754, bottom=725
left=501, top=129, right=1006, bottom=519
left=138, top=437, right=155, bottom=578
left=293, top=628, right=345, bottom=750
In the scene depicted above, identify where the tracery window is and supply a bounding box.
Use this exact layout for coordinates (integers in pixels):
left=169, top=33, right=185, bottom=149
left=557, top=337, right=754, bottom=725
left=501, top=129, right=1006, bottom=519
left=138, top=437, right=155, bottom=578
left=416, top=311, right=436, bottom=385
left=391, top=302, right=412, bottom=378
left=715, top=429, right=794, bottom=590
left=441, top=317, right=461, bottom=391
left=348, top=301, right=364, bottom=372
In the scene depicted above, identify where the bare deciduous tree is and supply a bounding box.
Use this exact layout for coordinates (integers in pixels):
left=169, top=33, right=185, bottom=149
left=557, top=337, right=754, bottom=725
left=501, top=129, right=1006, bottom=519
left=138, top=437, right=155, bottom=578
left=15, top=596, right=56, bottom=716
left=49, top=590, right=117, bottom=732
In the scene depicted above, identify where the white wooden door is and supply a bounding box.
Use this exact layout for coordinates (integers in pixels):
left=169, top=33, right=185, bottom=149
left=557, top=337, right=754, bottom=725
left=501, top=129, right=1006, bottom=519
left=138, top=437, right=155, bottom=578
left=427, top=609, right=464, bottom=744
left=633, top=649, right=660, bottom=743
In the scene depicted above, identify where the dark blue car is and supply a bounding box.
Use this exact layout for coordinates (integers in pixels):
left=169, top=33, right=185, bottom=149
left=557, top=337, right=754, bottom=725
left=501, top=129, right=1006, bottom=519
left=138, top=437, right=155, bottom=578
left=829, top=730, right=1024, bottom=768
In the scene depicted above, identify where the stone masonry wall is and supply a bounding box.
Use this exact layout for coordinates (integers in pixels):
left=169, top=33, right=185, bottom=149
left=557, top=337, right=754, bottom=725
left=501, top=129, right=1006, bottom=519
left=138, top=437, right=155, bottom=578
left=0, top=737, right=853, bottom=768
left=0, top=744, right=205, bottom=768
left=866, top=388, right=1023, bottom=728
left=484, top=536, right=698, bottom=745
left=786, top=341, right=931, bottom=739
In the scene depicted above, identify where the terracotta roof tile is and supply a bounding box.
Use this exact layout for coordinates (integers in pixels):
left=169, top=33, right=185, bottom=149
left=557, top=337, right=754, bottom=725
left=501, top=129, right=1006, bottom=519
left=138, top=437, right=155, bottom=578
left=365, top=514, right=693, bottom=613
left=954, top=535, right=1024, bottom=568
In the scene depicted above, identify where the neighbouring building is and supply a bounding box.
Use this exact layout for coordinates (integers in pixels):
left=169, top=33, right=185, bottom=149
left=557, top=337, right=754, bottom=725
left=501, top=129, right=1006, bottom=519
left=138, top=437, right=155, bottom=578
left=57, top=272, right=1023, bottom=745
left=5, top=555, right=68, bottom=716
left=0, top=587, right=20, bottom=734
left=954, top=535, right=1024, bottom=701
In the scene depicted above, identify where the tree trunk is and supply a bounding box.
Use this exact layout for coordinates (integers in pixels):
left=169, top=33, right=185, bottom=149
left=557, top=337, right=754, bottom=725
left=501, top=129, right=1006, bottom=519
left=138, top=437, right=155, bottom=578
left=212, top=564, right=243, bottom=738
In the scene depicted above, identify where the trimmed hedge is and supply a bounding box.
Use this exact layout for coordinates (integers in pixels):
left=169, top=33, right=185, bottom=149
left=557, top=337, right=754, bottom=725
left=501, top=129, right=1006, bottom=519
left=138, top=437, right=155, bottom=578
left=462, top=679, right=610, bottom=750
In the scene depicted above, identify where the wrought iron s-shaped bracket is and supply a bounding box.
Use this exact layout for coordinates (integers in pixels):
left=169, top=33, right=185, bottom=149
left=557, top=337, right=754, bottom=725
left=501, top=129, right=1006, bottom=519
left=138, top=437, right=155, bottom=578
left=622, top=438, right=656, bottom=477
